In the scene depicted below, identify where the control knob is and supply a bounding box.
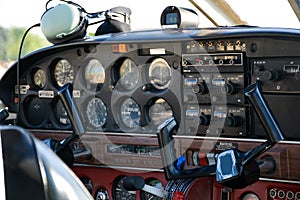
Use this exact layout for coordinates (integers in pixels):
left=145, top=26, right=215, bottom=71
left=95, top=189, right=109, bottom=200
left=199, top=112, right=211, bottom=126
left=221, top=81, right=236, bottom=95
left=263, top=70, right=281, bottom=81
left=225, top=114, right=241, bottom=127
left=192, top=81, right=208, bottom=95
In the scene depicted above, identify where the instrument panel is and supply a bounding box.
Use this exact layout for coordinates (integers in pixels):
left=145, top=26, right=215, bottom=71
left=2, top=27, right=300, bottom=200
left=16, top=45, right=180, bottom=133
left=5, top=27, right=300, bottom=141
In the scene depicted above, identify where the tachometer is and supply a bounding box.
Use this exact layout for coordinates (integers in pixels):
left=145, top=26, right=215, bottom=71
left=112, top=176, right=136, bottom=200
left=85, top=59, right=105, bottom=85
left=53, top=59, right=74, bottom=87
left=117, top=58, right=139, bottom=91
left=86, top=97, right=107, bottom=128
left=120, top=98, right=141, bottom=129
left=148, top=58, right=172, bottom=90
left=149, top=98, right=173, bottom=127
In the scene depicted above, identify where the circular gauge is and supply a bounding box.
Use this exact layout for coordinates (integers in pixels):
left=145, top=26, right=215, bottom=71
left=113, top=176, right=136, bottom=200
left=23, top=96, right=47, bottom=126
left=120, top=98, right=141, bottom=129
left=33, top=68, right=46, bottom=88
left=148, top=58, right=172, bottom=90
left=140, top=179, right=164, bottom=200
left=117, top=58, right=139, bottom=91
left=149, top=98, right=173, bottom=126
left=242, top=193, right=260, bottom=200
left=85, top=59, right=105, bottom=84
left=86, top=97, right=107, bottom=128
left=54, top=99, right=70, bottom=125
left=53, top=59, right=74, bottom=87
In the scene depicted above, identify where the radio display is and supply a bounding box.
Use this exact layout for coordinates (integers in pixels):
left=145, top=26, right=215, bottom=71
left=182, top=53, right=243, bottom=67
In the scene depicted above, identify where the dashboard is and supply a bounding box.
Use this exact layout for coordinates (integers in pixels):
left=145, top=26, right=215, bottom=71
left=2, top=27, right=300, bottom=199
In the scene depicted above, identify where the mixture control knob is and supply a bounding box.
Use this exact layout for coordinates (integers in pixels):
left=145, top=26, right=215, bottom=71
left=192, top=81, right=208, bottom=95
left=263, top=70, right=281, bottom=81
left=225, top=114, right=241, bottom=127
left=221, top=81, right=236, bottom=95
left=199, top=112, right=211, bottom=126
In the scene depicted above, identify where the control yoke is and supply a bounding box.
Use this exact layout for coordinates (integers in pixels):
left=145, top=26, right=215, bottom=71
left=157, top=81, right=284, bottom=189
left=43, top=83, right=86, bottom=166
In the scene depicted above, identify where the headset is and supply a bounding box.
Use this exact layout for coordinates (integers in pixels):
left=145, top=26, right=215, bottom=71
left=40, top=0, right=131, bottom=44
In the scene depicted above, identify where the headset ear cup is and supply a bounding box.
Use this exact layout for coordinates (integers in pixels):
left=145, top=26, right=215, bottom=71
left=41, top=3, right=88, bottom=44
left=95, top=19, right=131, bottom=36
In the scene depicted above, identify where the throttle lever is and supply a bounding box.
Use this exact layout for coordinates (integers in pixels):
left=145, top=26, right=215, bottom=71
left=157, top=118, right=216, bottom=180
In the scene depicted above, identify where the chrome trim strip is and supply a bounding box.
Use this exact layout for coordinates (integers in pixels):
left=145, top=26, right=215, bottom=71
left=173, top=135, right=268, bottom=143
left=73, top=163, right=164, bottom=172
left=260, top=177, right=300, bottom=185
left=29, top=129, right=300, bottom=145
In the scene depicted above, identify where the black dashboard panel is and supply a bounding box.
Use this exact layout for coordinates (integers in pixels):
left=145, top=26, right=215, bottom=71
left=2, top=27, right=300, bottom=140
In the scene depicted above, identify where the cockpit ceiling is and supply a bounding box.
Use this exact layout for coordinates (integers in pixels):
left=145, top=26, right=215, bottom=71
left=191, top=0, right=300, bottom=28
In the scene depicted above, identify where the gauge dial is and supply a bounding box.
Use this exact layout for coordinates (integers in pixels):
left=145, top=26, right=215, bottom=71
left=120, top=98, right=141, bottom=129
left=86, top=97, right=107, bottom=128
left=149, top=98, right=173, bottom=127
left=242, top=193, right=260, bottom=200
left=148, top=58, right=172, bottom=90
left=53, top=59, right=74, bottom=87
left=117, top=58, right=139, bottom=91
left=113, top=176, right=136, bottom=200
left=140, top=179, right=164, bottom=200
left=85, top=59, right=105, bottom=84
left=54, top=99, right=70, bottom=125
left=33, top=68, right=46, bottom=88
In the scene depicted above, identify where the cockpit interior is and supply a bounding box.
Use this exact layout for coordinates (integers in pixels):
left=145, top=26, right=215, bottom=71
left=1, top=0, right=300, bottom=199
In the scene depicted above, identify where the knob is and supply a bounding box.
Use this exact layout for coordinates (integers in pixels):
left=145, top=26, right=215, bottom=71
left=263, top=70, right=281, bottom=81
left=225, top=114, right=241, bottom=127
left=95, top=189, right=109, bottom=200
left=199, top=112, right=211, bottom=126
left=221, top=81, right=236, bottom=95
left=192, top=81, right=208, bottom=94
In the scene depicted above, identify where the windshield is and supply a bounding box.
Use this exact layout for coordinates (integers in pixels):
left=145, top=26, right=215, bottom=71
left=1, top=0, right=300, bottom=29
